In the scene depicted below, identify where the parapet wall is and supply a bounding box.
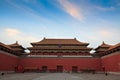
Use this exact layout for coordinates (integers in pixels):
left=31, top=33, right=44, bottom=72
left=0, top=50, right=120, bottom=73
left=101, top=51, right=120, bottom=72
left=19, top=57, right=102, bottom=71
left=0, top=50, right=19, bottom=71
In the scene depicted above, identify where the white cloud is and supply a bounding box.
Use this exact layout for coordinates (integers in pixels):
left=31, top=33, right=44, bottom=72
left=71, top=24, right=120, bottom=48
left=96, top=6, right=115, bottom=11
left=98, top=30, right=112, bottom=37
left=58, top=0, right=84, bottom=22
left=0, top=28, right=39, bottom=47
left=5, top=28, right=21, bottom=36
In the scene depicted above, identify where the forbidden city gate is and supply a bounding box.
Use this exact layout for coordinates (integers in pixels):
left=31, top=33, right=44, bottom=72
left=57, top=65, right=63, bottom=72
left=72, top=66, right=78, bottom=73
left=41, top=66, right=47, bottom=72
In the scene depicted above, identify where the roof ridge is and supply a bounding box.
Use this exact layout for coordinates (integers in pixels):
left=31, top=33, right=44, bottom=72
left=100, top=41, right=112, bottom=47
left=108, top=43, right=120, bottom=50
left=31, top=38, right=89, bottom=45
left=43, top=38, right=76, bottom=40
left=8, top=41, right=21, bottom=46
left=0, top=42, right=13, bottom=50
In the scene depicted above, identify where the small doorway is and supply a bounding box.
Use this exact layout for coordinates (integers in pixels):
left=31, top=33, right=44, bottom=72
left=72, top=66, right=78, bottom=73
left=42, top=66, right=47, bottom=72
left=57, top=65, right=63, bottom=72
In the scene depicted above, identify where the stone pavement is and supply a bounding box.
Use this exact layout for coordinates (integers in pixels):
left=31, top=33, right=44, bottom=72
left=0, top=73, right=120, bottom=80
left=72, top=73, right=120, bottom=80
left=33, top=73, right=82, bottom=80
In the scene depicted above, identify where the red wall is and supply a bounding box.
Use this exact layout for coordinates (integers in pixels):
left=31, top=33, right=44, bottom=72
left=0, top=51, right=19, bottom=71
left=1, top=50, right=119, bottom=72
left=20, top=57, right=102, bottom=71
left=102, top=52, right=120, bottom=72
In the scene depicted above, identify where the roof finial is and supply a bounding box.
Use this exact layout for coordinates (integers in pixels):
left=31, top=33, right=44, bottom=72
left=74, top=37, right=76, bottom=40
left=102, top=41, right=105, bottom=44
left=43, top=37, right=46, bottom=40
left=16, top=41, right=18, bottom=44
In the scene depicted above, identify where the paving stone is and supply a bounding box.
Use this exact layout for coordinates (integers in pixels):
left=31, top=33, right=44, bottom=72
left=0, top=73, right=120, bottom=80
left=33, top=73, right=83, bottom=80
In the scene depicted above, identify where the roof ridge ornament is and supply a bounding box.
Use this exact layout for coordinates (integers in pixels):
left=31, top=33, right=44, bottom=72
left=43, top=37, right=46, bottom=40
left=74, top=37, right=76, bottom=40
left=102, top=41, right=105, bottom=44
left=16, top=41, right=18, bottom=44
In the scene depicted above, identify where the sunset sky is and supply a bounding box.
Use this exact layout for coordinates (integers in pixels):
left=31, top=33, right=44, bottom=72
left=0, top=0, right=120, bottom=49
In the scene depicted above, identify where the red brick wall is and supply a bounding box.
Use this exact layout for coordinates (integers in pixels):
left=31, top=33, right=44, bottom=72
left=0, top=51, right=19, bottom=71
left=1, top=50, right=119, bottom=72
left=20, top=57, right=102, bottom=71
left=101, top=51, right=120, bottom=72
left=1, top=50, right=119, bottom=73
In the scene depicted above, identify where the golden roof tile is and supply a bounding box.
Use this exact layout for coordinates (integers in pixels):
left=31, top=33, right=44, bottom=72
left=31, top=38, right=89, bottom=45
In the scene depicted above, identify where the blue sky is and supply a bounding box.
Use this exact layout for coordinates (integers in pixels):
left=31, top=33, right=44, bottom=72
left=0, top=0, right=120, bottom=49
